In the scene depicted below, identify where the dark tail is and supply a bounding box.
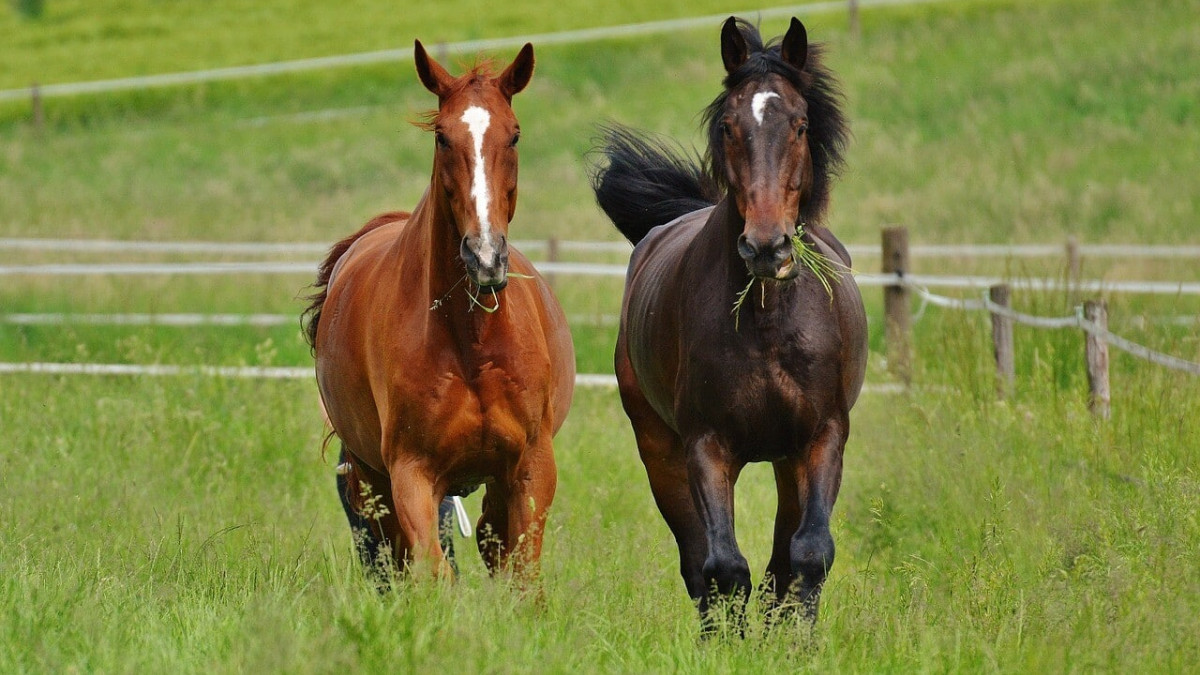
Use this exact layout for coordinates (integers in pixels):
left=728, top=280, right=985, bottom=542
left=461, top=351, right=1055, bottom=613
left=589, top=124, right=719, bottom=246
left=301, top=211, right=408, bottom=352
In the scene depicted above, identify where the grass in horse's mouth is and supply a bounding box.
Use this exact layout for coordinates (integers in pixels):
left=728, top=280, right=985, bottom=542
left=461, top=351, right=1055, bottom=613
left=730, top=229, right=847, bottom=330
left=461, top=272, right=535, bottom=314
left=791, top=230, right=847, bottom=301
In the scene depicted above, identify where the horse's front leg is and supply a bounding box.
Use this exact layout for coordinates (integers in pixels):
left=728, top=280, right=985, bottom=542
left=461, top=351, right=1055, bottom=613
left=778, top=419, right=846, bottom=622
left=686, top=432, right=750, bottom=631
left=477, top=434, right=557, bottom=581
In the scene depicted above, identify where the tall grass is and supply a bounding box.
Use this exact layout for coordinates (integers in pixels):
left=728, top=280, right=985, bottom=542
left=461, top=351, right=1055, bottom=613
left=2, top=328, right=1197, bottom=671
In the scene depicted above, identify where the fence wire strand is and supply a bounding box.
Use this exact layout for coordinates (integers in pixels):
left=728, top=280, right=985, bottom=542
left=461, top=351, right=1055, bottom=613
left=905, top=282, right=1200, bottom=376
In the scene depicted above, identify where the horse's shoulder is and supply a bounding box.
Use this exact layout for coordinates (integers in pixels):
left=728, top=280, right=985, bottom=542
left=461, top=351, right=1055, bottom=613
left=806, top=224, right=852, bottom=268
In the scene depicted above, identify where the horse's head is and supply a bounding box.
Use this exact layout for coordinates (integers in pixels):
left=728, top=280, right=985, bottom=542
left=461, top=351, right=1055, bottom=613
left=414, top=40, right=534, bottom=290
left=706, top=17, right=844, bottom=281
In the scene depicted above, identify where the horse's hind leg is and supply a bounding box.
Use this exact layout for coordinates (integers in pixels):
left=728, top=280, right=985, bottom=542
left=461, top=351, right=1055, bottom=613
left=335, top=447, right=395, bottom=582
left=337, top=450, right=383, bottom=566
left=437, top=498, right=458, bottom=574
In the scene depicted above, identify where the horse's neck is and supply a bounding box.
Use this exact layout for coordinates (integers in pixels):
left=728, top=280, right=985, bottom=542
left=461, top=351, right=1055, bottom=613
left=401, top=186, right=505, bottom=345
left=694, top=197, right=809, bottom=322
left=695, top=198, right=754, bottom=285
left=401, top=186, right=466, bottom=298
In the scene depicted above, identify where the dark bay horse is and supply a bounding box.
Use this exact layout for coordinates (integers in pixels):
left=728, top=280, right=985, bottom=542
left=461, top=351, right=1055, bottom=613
left=304, top=41, right=575, bottom=580
left=591, top=17, right=866, bottom=626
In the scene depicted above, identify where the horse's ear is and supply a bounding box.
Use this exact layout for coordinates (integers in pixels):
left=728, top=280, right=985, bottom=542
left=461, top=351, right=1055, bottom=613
left=414, top=39, right=453, bottom=97
left=780, top=17, right=808, bottom=71
left=497, top=43, right=535, bottom=100
left=720, top=17, right=749, bottom=74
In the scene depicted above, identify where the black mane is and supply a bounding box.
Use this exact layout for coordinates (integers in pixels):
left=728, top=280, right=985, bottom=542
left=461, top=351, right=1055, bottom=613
left=702, top=19, right=849, bottom=225
left=591, top=18, right=849, bottom=245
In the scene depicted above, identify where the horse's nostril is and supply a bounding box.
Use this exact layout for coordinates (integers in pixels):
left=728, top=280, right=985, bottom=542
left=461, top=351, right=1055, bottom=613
left=737, top=234, right=757, bottom=261
left=459, top=238, right=480, bottom=268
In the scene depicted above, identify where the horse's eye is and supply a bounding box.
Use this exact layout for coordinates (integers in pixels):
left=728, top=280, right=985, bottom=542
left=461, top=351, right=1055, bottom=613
left=435, top=132, right=449, bottom=149
left=720, top=121, right=733, bottom=139
left=511, top=131, right=521, bottom=147
left=796, top=122, right=809, bottom=138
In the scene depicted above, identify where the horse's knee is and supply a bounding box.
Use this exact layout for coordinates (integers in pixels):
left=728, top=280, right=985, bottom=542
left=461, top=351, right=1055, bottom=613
left=790, top=526, right=835, bottom=587
left=703, top=550, right=752, bottom=597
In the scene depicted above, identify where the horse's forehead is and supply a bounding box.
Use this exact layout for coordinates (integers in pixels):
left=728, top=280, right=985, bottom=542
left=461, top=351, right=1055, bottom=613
left=441, top=86, right=515, bottom=133
left=730, top=77, right=803, bottom=123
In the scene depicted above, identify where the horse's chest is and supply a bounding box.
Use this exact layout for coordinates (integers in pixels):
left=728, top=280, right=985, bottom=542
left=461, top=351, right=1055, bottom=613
left=680, top=339, right=834, bottom=452
left=401, top=360, right=538, bottom=456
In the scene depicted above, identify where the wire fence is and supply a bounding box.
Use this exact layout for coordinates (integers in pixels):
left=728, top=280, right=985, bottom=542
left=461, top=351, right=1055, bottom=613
left=904, top=282, right=1200, bottom=376
left=0, top=237, right=631, bottom=255
left=0, top=0, right=954, bottom=103
left=0, top=311, right=621, bottom=328
left=6, top=237, right=1200, bottom=259
left=3, top=233, right=1198, bottom=383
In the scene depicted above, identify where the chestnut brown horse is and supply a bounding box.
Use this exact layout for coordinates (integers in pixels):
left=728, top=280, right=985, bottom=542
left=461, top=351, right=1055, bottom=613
left=304, top=40, right=575, bottom=580
left=591, top=17, right=866, bottom=627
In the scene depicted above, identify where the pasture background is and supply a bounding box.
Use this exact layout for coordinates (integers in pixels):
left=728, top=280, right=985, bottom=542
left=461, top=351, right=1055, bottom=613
left=2, top=0, right=1199, bottom=671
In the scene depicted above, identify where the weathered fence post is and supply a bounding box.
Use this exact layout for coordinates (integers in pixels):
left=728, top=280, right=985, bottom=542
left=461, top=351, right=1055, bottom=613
left=31, top=83, right=44, bottom=132
left=1084, top=299, right=1110, bottom=419
left=989, top=284, right=1014, bottom=398
left=1065, top=235, right=1081, bottom=280
left=1066, top=235, right=1081, bottom=302
left=882, top=226, right=911, bottom=384
left=546, top=236, right=561, bottom=288
left=848, top=0, right=861, bottom=39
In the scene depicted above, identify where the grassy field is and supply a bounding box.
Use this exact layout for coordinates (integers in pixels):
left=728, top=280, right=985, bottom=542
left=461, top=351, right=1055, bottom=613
left=2, top=0, right=1199, bottom=671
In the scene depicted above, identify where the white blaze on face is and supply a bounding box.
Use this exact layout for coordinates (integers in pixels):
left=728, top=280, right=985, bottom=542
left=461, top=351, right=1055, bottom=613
left=461, top=105, right=495, bottom=261
left=751, top=91, right=780, bottom=126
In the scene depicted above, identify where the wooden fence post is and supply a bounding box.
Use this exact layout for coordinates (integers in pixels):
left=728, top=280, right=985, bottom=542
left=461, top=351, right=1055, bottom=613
left=1065, top=235, right=1081, bottom=303
left=882, top=226, right=911, bottom=384
left=1065, top=235, right=1081, bottom=281
left=31, top=83, right=43, bottom=132
left=1084, top=300, right=1110, bottom=419
left=989, top=284, right=1014, bottom=399
left=848, top=0, right=860, bottom=39
left=546, top=236, right=560, bottom=288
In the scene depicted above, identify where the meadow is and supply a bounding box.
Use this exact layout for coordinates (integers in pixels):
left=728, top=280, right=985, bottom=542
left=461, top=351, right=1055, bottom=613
left=2, top=0, right=1199, bottom=671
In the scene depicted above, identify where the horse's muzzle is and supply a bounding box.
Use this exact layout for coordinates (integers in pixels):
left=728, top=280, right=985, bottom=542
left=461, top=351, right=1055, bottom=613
left=737, top=232, right=798, bottom=280
left=461, top=234, right=509, bottom=290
